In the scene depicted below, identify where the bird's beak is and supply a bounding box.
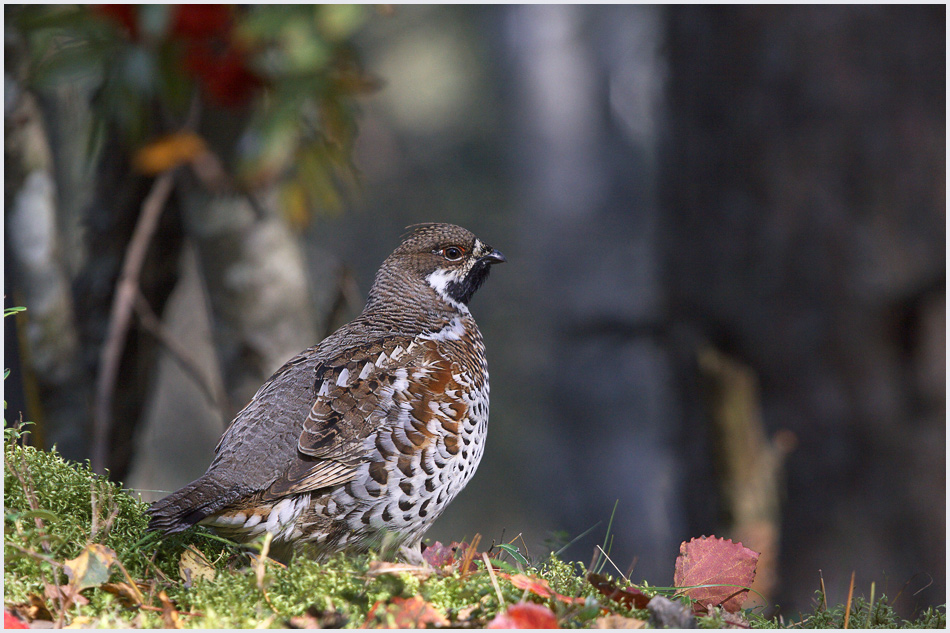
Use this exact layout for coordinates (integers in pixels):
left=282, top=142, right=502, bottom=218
left=480, top=248, right=507, bottom=265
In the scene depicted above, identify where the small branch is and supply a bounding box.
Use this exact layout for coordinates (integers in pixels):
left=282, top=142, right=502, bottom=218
left=133, top=289, right=229, bottom=419
left=6, top=542, right=62, bottom=568
left=92, top=170, right=176, bottom=474
left=8, top=452, right=51, bottom=553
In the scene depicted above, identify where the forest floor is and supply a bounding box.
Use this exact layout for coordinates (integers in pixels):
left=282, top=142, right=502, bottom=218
left=4, top=427, right=945, bottom=629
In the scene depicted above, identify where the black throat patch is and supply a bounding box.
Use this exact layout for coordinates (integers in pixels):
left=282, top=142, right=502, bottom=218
left=445, top=259, right=494, bottom=305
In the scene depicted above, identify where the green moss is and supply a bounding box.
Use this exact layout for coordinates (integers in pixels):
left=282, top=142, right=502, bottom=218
left=4, top=433, right=945, bottom=629
left=4, top=436, right=152, bottom=603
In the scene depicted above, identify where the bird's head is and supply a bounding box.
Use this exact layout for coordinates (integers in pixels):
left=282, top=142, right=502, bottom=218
left=366, top=223, right=506, bottom=313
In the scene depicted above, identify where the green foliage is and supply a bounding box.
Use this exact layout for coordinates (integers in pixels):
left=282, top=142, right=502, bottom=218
left=9, top=5, right=375, bottom=223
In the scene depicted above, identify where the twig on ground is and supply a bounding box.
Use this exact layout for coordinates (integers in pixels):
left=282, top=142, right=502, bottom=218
left=6, top=542, right=64, bottom=568
left=91, top=170, right=176, bottom=474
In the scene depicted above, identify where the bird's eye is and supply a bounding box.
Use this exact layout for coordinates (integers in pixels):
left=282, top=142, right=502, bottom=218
left=440, top=246, right=465, bottom=261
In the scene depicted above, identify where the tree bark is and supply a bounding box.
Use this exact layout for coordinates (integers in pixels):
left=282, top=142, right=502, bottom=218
left=178, top=182, right=321, bottom=413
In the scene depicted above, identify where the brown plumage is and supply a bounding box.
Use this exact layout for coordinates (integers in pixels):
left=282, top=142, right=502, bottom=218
left=147, top=223, right=505, bottom=563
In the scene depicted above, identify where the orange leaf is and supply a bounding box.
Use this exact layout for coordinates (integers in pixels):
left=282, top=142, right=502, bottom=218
left=158, top=590, right=182, bottom=629
left=507, top=573, right=555, bottom=598
left=673, top=536, right=759, bottom=613
left=488, top=602, right=558, bottom=629
left=363, top=596, right=448, bottom=629
left=133, top=133, right=207, bottom=175
left=503, top=573, right=586, bottom=605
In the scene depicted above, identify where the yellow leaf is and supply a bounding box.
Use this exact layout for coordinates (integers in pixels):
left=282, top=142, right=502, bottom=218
left=133, top=132, right=207, bottom=175
left=179, top=545, right=215, bottom=585
left=279, top=181, right=311, bottom=231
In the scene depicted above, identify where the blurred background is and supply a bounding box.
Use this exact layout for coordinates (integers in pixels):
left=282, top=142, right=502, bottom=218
left=4, top=5, right=944, bottom=618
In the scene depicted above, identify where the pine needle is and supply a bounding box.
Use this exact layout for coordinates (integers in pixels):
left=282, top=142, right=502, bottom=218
left=483, top=552, right=505, bottom=607
left=843, top=571, right=855, bottom=629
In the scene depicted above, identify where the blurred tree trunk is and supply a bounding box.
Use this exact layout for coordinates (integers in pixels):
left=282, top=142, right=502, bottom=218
left=4, top=74, right=184, bottom=480
left=501, top=4, right=686, bottom=580
left=4, top=73, right=86, bottom=460
left=177, top=180, right=321, bottom=412
left=662, top=5, right=945, bottom=614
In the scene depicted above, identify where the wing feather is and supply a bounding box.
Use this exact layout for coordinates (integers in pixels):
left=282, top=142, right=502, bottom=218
left=262, top=337, right=425, bottom=499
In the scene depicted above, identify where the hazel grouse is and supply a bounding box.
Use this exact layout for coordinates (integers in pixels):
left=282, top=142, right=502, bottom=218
left=147, top=223, right=505, bottom=563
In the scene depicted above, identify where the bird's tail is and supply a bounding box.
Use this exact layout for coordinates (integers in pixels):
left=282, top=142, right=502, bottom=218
left=147, top=476, right=232, bottom=535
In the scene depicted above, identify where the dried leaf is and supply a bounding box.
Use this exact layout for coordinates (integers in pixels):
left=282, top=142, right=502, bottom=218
left=507, top=573, right=554, bottom=598
left=421, top=541, right=456, bottom=568
left=503, top=573, right=586, bottom=605
left=63, top=615, right=96, bottom=628
left=422, top=540, right=479, bottom=573
left=179, top=544, right=216, bottom=585
left=366, top=560, right=433, bottom=581
left=158, top=590, right=182, bottom=629
left=363, top=595, right=448, bottom=629
left=7, top=594, right=53, bottom=623
left=595, top=614, right=647, bottom=629
left=587, top=573, right=651, bottom=609
left=487, top=602, right=559, bottom=629
left=63, top=543, right=117, bottom=592
left=100, top=582, right=147, bottom=607
left=455, top=603, right=480, bottom=622
left=44, top=583, right=89, bottom=607
left=287, top=604, right=347, bottom=629
left=133, top=132, right=207, bottom=174
left=673, top=536, right=759, bottom=613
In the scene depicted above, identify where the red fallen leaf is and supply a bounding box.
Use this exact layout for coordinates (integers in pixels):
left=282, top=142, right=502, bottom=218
left=5, top=611, right=28, bottom=629
left=503, top=574, right=586, bottom=605
left=363, top=596, right=448, bottom=629
left=488, top=602, right=559, bottom=629
left=422, top=541, right=479, bottom=573
left=673, top=536, right=759, bottom=613
left=587, top=573, right=651, bottom=609
left=422, top=541, right=457, bottom=568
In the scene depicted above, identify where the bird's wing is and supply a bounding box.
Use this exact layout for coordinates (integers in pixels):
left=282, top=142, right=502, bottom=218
left=262, top=335, right=457, bottom=499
